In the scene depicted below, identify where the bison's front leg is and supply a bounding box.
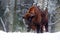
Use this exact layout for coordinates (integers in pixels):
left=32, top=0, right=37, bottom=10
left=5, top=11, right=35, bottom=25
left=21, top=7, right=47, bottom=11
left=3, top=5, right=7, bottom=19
left=40, top=25, right=44, bottom=33
left=27, top=26, right=31, bottom=32
left=36, top=25, right=40, bottom=33
left=45, top=23, right=48, bottom=32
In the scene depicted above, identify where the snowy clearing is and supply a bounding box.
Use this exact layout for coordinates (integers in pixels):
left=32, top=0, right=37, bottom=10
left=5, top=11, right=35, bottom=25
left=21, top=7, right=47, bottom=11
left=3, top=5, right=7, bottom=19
left=0, top=31, right=60, bottom=40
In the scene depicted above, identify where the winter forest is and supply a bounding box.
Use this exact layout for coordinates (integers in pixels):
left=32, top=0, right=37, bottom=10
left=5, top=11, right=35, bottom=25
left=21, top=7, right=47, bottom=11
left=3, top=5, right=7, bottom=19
left=0, top=0, right=60, bottom=33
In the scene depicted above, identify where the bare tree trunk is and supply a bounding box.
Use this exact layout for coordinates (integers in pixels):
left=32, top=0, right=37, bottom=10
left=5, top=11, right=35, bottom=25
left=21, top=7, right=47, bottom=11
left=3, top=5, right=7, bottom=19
left=13, top=0, right=18, bottom=31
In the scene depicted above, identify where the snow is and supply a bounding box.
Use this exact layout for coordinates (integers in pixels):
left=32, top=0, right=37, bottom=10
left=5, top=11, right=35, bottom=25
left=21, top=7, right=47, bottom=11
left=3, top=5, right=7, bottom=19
left=0, top=31, right=60, bottom=40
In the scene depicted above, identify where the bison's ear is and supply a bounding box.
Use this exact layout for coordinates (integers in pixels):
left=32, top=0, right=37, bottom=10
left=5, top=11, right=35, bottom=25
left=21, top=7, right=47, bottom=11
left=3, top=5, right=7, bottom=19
left=22, top=15, right=27, bottom=19
left=23, top=16, right=25, bottom=19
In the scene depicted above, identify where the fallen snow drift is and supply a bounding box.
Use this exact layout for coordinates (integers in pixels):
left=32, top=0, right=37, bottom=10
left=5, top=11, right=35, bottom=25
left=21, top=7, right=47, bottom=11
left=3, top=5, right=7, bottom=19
left=0, top=31, right=60, bottom=40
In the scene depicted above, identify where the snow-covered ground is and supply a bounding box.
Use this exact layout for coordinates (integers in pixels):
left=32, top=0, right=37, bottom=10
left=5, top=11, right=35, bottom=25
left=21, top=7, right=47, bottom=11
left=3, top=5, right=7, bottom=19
left=0, top=31, right=60, bottom=40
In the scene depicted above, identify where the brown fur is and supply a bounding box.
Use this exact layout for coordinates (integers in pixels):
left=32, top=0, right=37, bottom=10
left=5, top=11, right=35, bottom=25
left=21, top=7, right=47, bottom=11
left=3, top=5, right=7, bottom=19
left=23, top=5, right=48, bottom=33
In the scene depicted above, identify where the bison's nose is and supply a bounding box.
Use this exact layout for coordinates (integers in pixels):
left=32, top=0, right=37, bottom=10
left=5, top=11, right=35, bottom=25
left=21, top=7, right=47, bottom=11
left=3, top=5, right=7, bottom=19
left=22, top=16, right=25, bottom=19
